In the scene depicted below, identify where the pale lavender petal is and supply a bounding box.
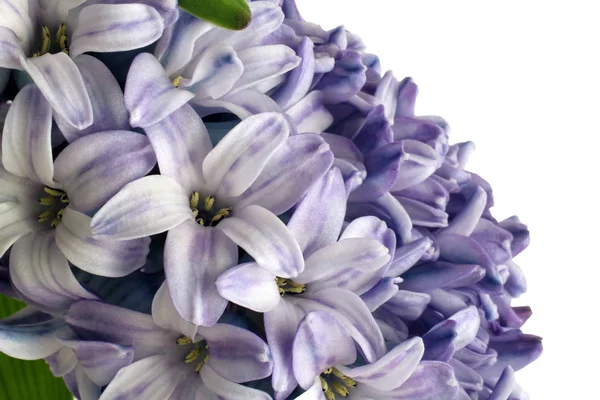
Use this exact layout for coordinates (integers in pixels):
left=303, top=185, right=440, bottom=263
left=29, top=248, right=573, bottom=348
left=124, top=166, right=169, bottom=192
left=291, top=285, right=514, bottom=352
left=54, top=130, right=157, bottom=214
left=20, top=53, right=92, bottom=130
left=471, top=218, right=513, bottom=265
left=265, top=299, right=305, bottom=399
left=498, top=216, right=530, bottom=257
left=0, top=314, right=64, bottom=360
left=216, top=262, right=280, bottom=312
left=70, top=4, right=164, bottom=57
left=351, top=141, right=404, bottom=202
left=333, top=158, right=367, bottom=195
left=272, top=37, right=315, bottom=110
left=351, top=105, right=393, bottom=155
left=439, top=186, right=487, bottom=236
left=484, top=332, right=543, bottom=379
left=360, top=277, right=400, bottom=312
left=504, top=260, right=527, bottom=298
left=384, top=361, right=459, bottom=400
left=60, top=339, right=134, bottom=386
left=295, top=378, right=325, bottom=400
left=45, top=346, right=77, bottom=377
left=232, top=45, right=300, bottom=93
left=143, top=104, right=212, bottom=195
left=449, top=358, right=484, bottom=392
left=315, top=51, right=366, bottom=103
left=393, top=117, right=447, bottom=157
left=488, top=366, right=515, bottom=400
left=293, top=311, right=356, bottom=389
left=0, top=0, right=33, bottom=45
left=226, top=1, right=284, bottom=50
left=422, top=320, right=457, bottom=362
left=203, top=112, right=290, bottom=197
left=0, top=27, right=24, bottom=69
left=287, top=168, right=346, bottom=257
left=125, top=52, right=194, bottom=128
left=320, top=133, right=363, bottom=163
left=56, top=207, right=151, bottom=277
left=151, top=282, right=198, bottom=340
left=10, top=230, right=98, bottom=313
left=66, top=300, right=175, bottom=360
left=382, top=290, right=430, bottom=321
left=395, top=77, right=418, bottom=118
left=200, top=323, right=272, bottom=383
left=448, top=306, right=481, bottom=351
left=55, top=55, right=129, bottom=142
left=217, top=205, right=304, bottom=278
left=398, top=262, right=485, bottom=292
left=390, top=139, right=440, bottom=192
left=395, top=196, right=449, bottom=228
left=394, top=175, right=449, bottom=210
left=194, top=88, right=282, bottom=119
left=338, top=337, right=424, bottom=391
left=164, top=220, right=236, bottom=326
left=234, top=133, right=333, bottom=215
left=286, top=91, right=334, bottom=133
left=91, top=175, right=192, bottom=240
left=385, top=236, right=433, bottom=277
left=373, top=71, right=400, bottom=122
left=1, top=84, right=56, bottom=186
left=200, top=365, right=273, bottom=400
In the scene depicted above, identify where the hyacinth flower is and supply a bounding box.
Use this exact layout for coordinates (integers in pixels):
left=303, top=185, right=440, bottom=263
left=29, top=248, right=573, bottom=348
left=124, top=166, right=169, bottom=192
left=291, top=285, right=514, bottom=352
left=0, top=0, right=177, bottom=129
left=65, top=284, right=274, bottom=399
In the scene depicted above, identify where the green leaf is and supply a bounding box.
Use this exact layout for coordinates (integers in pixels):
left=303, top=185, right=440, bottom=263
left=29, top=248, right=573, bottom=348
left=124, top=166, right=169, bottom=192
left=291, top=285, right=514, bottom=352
left=179, top=0, right=252, bottom=30
left=0, top=294, right=73, bottom=400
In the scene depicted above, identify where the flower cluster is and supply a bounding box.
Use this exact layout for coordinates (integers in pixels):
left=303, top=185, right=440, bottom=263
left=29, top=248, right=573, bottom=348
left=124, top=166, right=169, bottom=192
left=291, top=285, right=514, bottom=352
left=0, top=1, right=542, bottom=399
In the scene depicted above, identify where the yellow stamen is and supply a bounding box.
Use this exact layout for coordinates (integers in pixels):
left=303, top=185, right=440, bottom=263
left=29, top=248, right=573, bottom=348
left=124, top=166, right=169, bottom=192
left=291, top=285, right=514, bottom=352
left=38, top=209, right=53, bottom=222
left=172, top=76, right=183, bottom=88
left=332, top=368, right=356, bottom=386
left=50, top=218, right=61, bottom=228
left=40, top=25, right=51, bottom=55
left=332, top=382, right=349, bottom=397
left=204, top=196, right=215, bottom=212
left=44, top=187, right=64, bottom=197
left=324, top=388, right=335, bottom=400
left=190, top=192, right=200, bottom=209
left=177, top=337, right=193, bottom=346
left=323, top=368, right=333, bottom=375
left=197, top=218, right=205, bottom=226
left=60, top=194, right=69, bottom=204
left=185, top=348, right=202, bottom=363
left=320, top=376, right=329, bottom=393
left=210, top=207, right=231, bottom=226
left=39, top=196, right=54, bottom=206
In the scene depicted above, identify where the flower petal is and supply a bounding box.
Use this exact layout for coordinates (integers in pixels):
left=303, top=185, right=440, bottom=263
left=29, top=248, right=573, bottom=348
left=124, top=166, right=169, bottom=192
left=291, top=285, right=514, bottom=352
left=201, top=365, right=273, bottom=400
left=202, top=112, right=290, bottom=197
left=70, top=4, right=164, bottom=57
left=91, top=175, right=192, bottom=240
left=200, top=323, right=272, bottom=383
left=487, top=366, right=515, bottom=400
left=164, top=221, right=236, bottom=326
left=395, top=196, right=449, bottom=228
left=0, top=314, right=65, bottom=360
left=20, top=53, right=92, bottom=130
left=389, top=139, right=440, bottom=192
left=398, top=262, right=485, bottom=292
left=383, top=361, right=459, bottom=400
left=54, top=130, right=157, bottom=214
left=286, top=91, right=333, bottom=133
left=296, top=378, right=326, bottom=400
left=194, top=88, right=281, bottom=120
left=382, top=290, right=430, bottom=321
left=439, top=186, right=487, bottom=237
left=55, top=55, right=129, bottom=142
left=315, top=51, right=366, bottom=103
left=293, top=311, right=356, bottom=389
left=56, top=208, right=150, bottom=277
left=360, top=277, right=400, bottom=312
left=66, top=300, right=175, bottom=361
left=338, top=337, right=424, bottom=391
left=234, top=133, right=333, bottom=215
left=385, top=236, right=433, bottom=277
left=351, top=105, right=393, bottom=155
left=151, top=282, right=198, bottom=339
left=287, top=167, right=346, bottom=257
left=0, top=26, right=24, bottom=69
left=218, top=205, right=304, bottom=278
left=0, top=0, right=33, bottom=45
left=1, top=84, right=55, bottom=186
left=10, top=230, right=98, bottom=313
left=272, top=37, right=315, bottom=110
left=124, top=52, right=194, bottom=128
left=143, top=104, right=212, bottom=195
left=216, top=262, right=280, bottom=313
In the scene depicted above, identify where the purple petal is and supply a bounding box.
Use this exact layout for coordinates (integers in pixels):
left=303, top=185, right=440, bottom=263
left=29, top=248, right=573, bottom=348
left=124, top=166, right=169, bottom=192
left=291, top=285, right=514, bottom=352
left=125, top=52, right=194, bottom=128
left=55, top=55, right=129, bottom=142
left=483, top=332, right=543, bottom=379
left=194, top=88, right=282, bottom=119
left=293, top=311, right=356, bottom=389
left=200, top=364, right=273, bottom=400
left=287, top=167, right=346, bottom=257
left=232, top=45, right=300, bottom=93
left=504, top=260, right=527, bottom=298
left=395, top=196, right=449, bottom=228
left=351, top=105, right=393, bottom=155
left=200, top=323, right=272, bottom=383
left=385, top=236, right=433, bottom=277
left=54, top=130, right=157, bottom=214
left=449, top=358, right=484, bottom=392
left=1, top=84, right=56, bottom=186
left=0, top=26, right=24, bottom=69
left=151, top=282, right=199, bottom=340
left=395, top=77, right=418, bottom=118
left=235, top=133, right=333, bottom=215
left=387, top=361, right=459, bottom=400
left=66, top=300, right=175, bottom=360
left=315, top=51, right=366, bottom=104
left=338, top=337, right=424, bottom=391
left=488, top=366, right=516, bottom=400
left=203, top=112, right=290, bottom=197
left=20, top=53, right=92, bottom=130
left=0, top=0, right=32, bottom=45
left=143, top=104, right=212, bottom=195
left=394, top=175, right=450, bottom=210
left=296, top=378, right=325, bottom=400
left=422, top=320, right=458, bottom=362
left=164, top=221, right=236, bottom=326
left=389, top=139, right=440, bottom=192
left=286, top=90, right=334, bottom=133
left=0, top=313, right=64, bottom=360
left=351, top=141, right=405, bottom=202
left=272, top=37, right=315, bottom=110
left=70, top=4, right=164, bottom=57
left=55, top=207, right=151, bottom=277
left=440, top=187, right=487, bottom=236
left=360, top=277, right=400, bottom=312
left=382, top=290, right=430, bottom=321
left=218, top=205, right=304, bottom=278
left=398, top=262, right=485, bottom=292
left=216, top=262, right=280, bottom=313
left=471, top=218, right=513, bottom=265
left=91, top=175, right=192, bottom=240
left=320, top=133, right=364, bottom=163
left=498, top=216, right=530, bottom=257
left=374, top=71, right=400, bottom=122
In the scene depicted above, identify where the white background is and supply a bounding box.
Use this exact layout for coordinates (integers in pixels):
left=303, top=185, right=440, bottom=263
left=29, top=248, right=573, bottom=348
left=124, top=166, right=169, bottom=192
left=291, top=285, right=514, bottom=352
left=300, top=1, right=600, bottom=398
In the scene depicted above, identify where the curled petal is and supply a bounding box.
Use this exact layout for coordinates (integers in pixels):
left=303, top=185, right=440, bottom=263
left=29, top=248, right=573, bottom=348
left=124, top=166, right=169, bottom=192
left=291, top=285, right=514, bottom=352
left=439, top=187, right=487, bottom=237
left=286, top=91, right=334, bottom=134
left=382, top=290, right=430, bottom=321
left=315, top=51, right=366, bottom=104
left=272, top=37, right=315, bottom=110
left=216, top=262, right=280, bottom=313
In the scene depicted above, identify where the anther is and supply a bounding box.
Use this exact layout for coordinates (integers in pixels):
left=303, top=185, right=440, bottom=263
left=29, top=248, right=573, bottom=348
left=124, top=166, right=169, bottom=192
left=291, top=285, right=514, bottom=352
left=332, top=382, right=350, bottom=397
left=204, top=196, right=215, bottom=212
left=190, top=192, right=200, bottom=209
left=172, top=76, right=183, bottom=88
left=177, top=337, right=193, bottom=346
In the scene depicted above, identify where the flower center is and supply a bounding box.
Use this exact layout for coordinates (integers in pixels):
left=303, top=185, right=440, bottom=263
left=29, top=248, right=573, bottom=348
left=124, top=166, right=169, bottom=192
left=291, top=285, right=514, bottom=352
left=38, top=187, right=69, bottom=228
left=189, top=192, right=232, bottom=227
left=320, top=368, right=357, bottom=399
left=276, top=277, right=306, bottom=296
left=32, top=24, right=69, bottom=57
left=177, top=336, right=210, bottom=373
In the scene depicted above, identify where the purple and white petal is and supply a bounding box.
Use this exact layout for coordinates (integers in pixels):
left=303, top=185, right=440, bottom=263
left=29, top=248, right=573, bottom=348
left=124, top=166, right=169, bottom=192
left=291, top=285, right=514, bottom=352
left=125, top=52, right=194, bottom=128
left=203, top=112, right=289, bottom=197
left=287, top=167, right=346, bottom=257
left=292, top=311, right=356, bottom=389
left=385, top=236, right=433, bottom=277
left=398, top=262, right=485, bottom=292
left=0, top=312, right=64, bottom=360
left=10, top=230, right=98, bottom=313
left=0, top=27, right=24, bottom=69
left=70, top=4, right=164, bottom=57
left=286, top=91, right=334, bottom=133
left=487, top=366, right=516, bottom=400
left=389, top=139, right=440, bottom=192
left=235, top=134, right=333, bottom=215
left=164, top=221, right=237, bottom=326
left=55, top=55, right=129, bottom=142
left=143, top=104, right=212, bottom=195
left=382, top=290, right=430, bottom=321
left=351, top=141, right=405, bottom=202
left=216, top=262, right=280, bottom=313
left=272, top=37, right=315, bottom=110
left=1, top=84, right=56, bottom=186
left=439, top=186, right=487, bottom=237
left=382, top=361, right=459, bottom=400
left=218, top=205, right=304, bottom=278
left=151, top=282, right=198, bottom=340
left=200, top=365, right=273, bottom=400
left=395, top=196, right=449, bottom=228
left=360, top=277, right=400, bottom=312
left=351, top=105, right=393, bottom=155
left=91, top=175, right=192, bottom=240
left=315, top=51, right=366, bottom=104
left=337, top=337, right=424, bottom=391
left=55, top=207, right=150, bottom=277
left=194, top=89, right=282, bottom=120
left=295, top=378, right=326, bottom=400
left=199, top=323, right=272, bottom=383
left=19, top=53, right=92, bottom=130
left=0, top=0, right=33, bottom=45
left=54, top=130, right=157, bottom=214
left=374, top=71, right=400, bottom=122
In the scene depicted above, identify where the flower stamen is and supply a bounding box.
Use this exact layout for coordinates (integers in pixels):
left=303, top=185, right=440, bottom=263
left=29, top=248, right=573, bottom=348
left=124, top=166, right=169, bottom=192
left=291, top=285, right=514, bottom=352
left=172, top=76, right=183, bottom=87
left=189, top=193, right=231, bottom=227
left=33, top=24, right=69, bottom=57
left=38, top=187, right=69, bottom=228
left=276, top=277, right=306, bottom=296
left=320, top=368, right=356, bottom=399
